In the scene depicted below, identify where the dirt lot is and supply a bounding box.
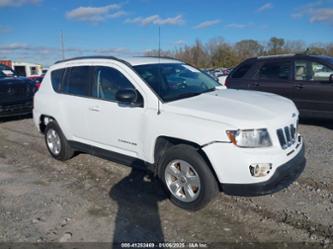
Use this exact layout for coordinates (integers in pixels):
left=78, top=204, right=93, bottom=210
left=0, top=117, right=332, bottom=247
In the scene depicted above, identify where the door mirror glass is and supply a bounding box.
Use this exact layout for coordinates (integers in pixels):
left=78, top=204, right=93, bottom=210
left=116, top=89, right=143, bottom=107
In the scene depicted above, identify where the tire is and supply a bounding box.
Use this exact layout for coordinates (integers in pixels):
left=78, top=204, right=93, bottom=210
left=158, top=144, right=219, bottom=211
left=44, top=121, right=74, bottom=161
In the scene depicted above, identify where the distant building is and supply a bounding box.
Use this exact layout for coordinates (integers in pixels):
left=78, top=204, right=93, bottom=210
left=0, top=60, right=43, bottom=77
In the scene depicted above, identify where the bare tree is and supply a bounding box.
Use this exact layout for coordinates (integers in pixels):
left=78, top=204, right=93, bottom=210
left=234, top=39, right=264, bottom=62
left=326, top=43, right=333, bottom=56
left=267, top=37, right=285, bottom=54
left=284, top=40, right=306, bottom=54
left=145, top=37, right=332, bottom=68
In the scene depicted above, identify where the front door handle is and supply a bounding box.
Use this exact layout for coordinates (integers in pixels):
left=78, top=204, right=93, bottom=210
left=88, top=106, right=100, bottom=112
left=294, top=84, right=304, bottom=89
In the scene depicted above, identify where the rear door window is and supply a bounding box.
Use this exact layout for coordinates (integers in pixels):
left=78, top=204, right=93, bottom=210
left=258, top=61, right=291, bottom=80
left=63, top=66, right=92, bottom=97
left=230, top=63, right=253, bottom=78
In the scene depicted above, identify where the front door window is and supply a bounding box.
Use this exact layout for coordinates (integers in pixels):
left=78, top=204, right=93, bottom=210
left=295, top=60, right=333, bottom=82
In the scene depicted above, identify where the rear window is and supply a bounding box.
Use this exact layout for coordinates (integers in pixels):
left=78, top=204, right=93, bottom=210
left=259, top=61, right=291, bottom=80
left=230, top=63, right=253, bottom=79
left=50, top=68, right=65, bottom=92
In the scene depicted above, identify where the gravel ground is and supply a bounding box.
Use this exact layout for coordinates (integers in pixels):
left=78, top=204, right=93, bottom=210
left=0, top=117, right=332, bottom=247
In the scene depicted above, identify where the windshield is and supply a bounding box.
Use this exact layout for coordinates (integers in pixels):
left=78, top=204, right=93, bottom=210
left=0, top=65, right=16, bottom=78
left=133, top=63, right=219, bottom=102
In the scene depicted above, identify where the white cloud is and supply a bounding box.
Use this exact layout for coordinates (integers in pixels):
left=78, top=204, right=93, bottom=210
left=0, top=43, right=29, bottom=50
left=256, top=3, right=273, bottom=12
left=174, top=40, right=186, bottom=46
left=93, top=47, right=129, bottom=54
left=0, top=0, right=40, bottom=7
left=109, top=11, right=127, bottom=18
left=309, top=8, right=333, bottom=23
left=225, top=23, right=252, bottom=29
left=66, top=4, right=125, bottom=23
left=291, top=3, right=333, bottom=25
left=126, top=14, right=184, bottom=26
left=0, top=43, right=138, bottom=66
left=292, top=0, right=333, bottom=25
left=193, top=19, right=220, bottom=29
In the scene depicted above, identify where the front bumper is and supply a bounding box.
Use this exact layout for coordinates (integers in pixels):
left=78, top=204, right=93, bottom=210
left=222, top=143, right=305, bottom=196
left=0, top=101, right=33, bottom=118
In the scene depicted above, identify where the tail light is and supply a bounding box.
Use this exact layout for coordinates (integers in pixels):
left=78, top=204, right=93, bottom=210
left=224, top=78, right=230, bottom=88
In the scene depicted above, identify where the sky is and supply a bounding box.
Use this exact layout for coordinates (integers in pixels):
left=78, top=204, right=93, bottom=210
left=0, top=0, right=333, bottom=66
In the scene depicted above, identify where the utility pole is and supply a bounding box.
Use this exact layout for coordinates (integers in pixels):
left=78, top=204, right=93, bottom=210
left=61, top=31, right=65, bottom=60
left=158, top=25, right=161, bottom=58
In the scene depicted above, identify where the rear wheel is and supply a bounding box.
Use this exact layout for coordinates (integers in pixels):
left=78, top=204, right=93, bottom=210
left=159, top=144, right=219, bottom=211
left=44, top=121, right=74, bottom=161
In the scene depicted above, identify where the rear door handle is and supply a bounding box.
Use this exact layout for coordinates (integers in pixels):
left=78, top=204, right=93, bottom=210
left=88, top=106, right=100, bottom=112
left=252, top=82, right=260, bottom=87
left=294, top=84, right=304, bottom=89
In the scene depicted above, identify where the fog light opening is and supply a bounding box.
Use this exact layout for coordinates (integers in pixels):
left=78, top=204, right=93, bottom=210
left=249, top=163, right=273, bottom=177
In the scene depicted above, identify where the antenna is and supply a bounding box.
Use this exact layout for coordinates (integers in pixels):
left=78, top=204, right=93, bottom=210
left=61, top=31, right=65, bottom=60
left=157, top=25, right=161, bottom=115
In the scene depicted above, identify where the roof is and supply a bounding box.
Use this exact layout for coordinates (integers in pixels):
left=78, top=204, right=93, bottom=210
left=124, top=56, right=181, bottom=66
left=257, top=53, right=297, bottom=59
left=55, top=56, right=182, bottom=66
left=255, top=54, right=333, bottom=61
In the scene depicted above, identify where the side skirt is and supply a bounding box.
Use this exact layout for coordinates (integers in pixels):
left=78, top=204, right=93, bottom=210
left=68, top=141, right=155, bottom=172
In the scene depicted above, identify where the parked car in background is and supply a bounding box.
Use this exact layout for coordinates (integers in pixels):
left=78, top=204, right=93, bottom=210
left=42, top=68, right=49, bottom=75
left=217, top=75, right=227, bottom=86
left=0, top=60, right=43, bottom=77
left=28, top=75, right=44, bottom=89
left=33, top=56, right=305, bottom=210
left=226, top=54, right=333, bottom=119
left=202, top=68, right=229, bottom=87
left=202, top=69, right=223, bottom=85
left=0, top=64, right=36, bottom=118
left=214, top=69, right=224, bottom=77
left=214, top=68, right=233, bottom=87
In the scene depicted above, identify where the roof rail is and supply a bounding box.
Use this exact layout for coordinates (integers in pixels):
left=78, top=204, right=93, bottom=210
left=257, top=53, right=296, bottom=59
left=54, top=56, right=131, bottom=66
left=135, top=55, right=180, bottom=61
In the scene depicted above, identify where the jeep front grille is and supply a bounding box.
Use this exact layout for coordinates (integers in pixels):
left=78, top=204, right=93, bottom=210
left=277, top=124, right=297, bottom=149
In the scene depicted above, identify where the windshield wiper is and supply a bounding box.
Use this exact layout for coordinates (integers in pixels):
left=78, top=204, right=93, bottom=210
left=203, top=87, right=216, bottom=93
left=166, top=88, right=216, bottom=102
left=168, top=92, right=203, bottom=101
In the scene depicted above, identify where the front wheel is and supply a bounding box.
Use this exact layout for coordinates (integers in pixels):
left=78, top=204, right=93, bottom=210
left=159, top=144, right=219, bottom=211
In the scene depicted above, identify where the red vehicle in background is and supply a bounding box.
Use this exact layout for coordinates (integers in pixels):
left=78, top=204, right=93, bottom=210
left=28, top=75, right=44, bottom=89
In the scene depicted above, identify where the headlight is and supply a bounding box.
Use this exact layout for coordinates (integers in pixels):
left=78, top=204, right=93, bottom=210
left=226, top=129, right=272, bottom=148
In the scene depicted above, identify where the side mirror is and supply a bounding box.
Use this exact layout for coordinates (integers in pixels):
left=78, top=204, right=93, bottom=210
left=115, top=89, right=143, bottom=107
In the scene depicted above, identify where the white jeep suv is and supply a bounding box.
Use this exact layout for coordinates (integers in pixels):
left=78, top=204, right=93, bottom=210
left=33, top=56, right=305, bottom=210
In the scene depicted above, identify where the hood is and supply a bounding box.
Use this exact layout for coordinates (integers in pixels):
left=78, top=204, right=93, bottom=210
left=163, top=89, right=298, bottom=128
left=0, top=76, right=35, bottom=104
left=0, top=76, right=31, bottom=84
